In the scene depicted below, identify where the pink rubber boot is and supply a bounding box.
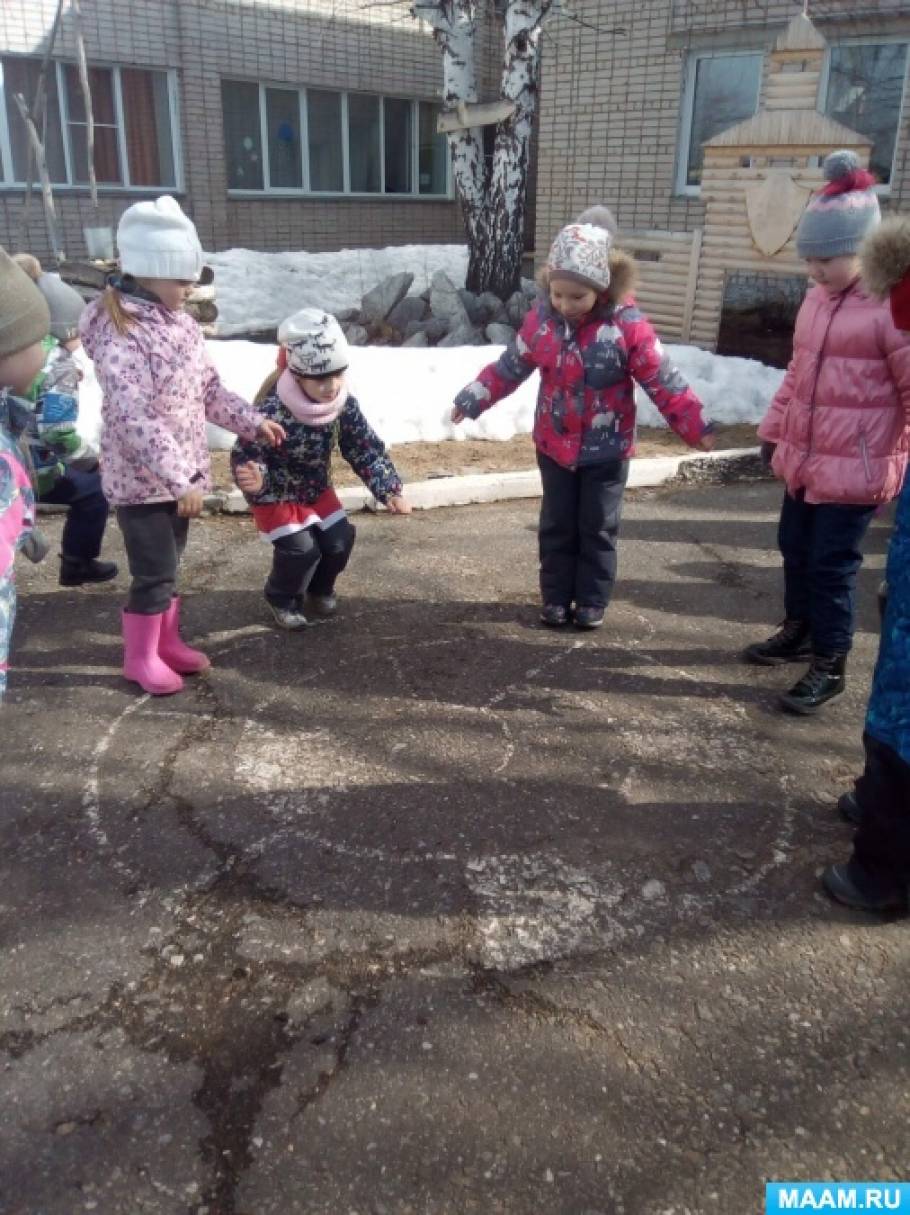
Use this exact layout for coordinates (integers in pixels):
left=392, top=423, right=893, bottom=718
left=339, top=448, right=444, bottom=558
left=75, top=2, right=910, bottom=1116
left=158, top=597, right=210, bottom=674
left=121, top=610, right=183, bottom=695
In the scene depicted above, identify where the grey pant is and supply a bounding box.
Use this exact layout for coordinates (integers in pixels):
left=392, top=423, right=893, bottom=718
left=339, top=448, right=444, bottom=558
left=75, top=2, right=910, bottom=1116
left=116, top=502, right=189, bottom=615
left=266, top=518, right=355, bottom=609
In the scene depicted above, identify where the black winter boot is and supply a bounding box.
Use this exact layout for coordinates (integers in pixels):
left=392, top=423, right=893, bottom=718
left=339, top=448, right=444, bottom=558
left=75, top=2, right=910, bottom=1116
left=838, top=790, right=862, bottom=826
left=540, top=604, right=571, bottom=627
left=59, top=556, right=118, bottom=586
left=822, top=859, right=908, bottom=914
left=744, top=619, right=812, bottom=665
left=779, top=654, right=846, bottom=715
left=574, top=605, right=605, bottom=630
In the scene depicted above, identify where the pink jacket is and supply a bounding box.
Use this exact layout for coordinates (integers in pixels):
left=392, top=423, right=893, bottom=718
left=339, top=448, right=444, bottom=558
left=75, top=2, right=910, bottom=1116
left=80, top=295, right=263, bottom=506
left=758, top=279, right=910, bottom=505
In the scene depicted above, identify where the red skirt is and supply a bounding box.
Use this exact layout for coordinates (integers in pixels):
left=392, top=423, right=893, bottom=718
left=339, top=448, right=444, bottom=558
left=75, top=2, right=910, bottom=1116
left=251, top=489, right=346, bottom=542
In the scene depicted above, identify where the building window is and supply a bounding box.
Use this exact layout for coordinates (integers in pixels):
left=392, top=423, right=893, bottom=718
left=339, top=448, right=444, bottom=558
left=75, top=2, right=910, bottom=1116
left=678, top=51, right=763, bottom=191
left=823, top=41, right=909, bottom=185
left=0, top=56, right=180, bottom=189
left=222, top=81, right=450, bottom=197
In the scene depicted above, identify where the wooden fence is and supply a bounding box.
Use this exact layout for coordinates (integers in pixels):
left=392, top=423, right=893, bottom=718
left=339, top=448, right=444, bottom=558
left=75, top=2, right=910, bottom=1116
left=619, top=228, right=703, bottom=344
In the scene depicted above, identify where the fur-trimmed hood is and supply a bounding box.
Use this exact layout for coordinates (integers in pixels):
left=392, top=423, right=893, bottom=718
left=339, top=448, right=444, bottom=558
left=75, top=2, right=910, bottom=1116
left=605, top=248, right=638, bottom=307
left=861, top=216, right=910, bottom=299
left=536, top=247, right=639, bottom=309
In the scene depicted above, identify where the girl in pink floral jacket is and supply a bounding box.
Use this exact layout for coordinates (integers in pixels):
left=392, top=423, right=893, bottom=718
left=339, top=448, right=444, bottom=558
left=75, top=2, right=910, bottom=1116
left=453, top=208, right=713, bottom=629
left=80, top=197, right=284, bottom=696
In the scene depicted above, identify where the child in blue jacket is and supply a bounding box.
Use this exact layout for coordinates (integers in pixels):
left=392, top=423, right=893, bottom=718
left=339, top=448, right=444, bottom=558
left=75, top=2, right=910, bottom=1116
left=823, top=215, right=910, bottom=913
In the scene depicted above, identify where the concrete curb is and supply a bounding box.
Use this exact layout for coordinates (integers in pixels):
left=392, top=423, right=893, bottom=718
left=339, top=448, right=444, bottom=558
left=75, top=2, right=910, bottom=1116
left=208, top=446, right=762, bottom=515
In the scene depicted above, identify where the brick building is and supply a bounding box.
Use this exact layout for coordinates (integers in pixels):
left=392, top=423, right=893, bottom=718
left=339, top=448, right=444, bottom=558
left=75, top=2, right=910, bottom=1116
left=0, top=0, right=476, bottom=262
left=533, top=0, right=910, bottom=254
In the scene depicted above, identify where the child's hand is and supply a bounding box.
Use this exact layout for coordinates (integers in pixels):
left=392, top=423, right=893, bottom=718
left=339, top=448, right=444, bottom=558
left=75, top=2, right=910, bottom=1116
left=451, top=405, right=467, bottom=424
left=235, top=461, right=264, bottom=495
left=258, top=419, right=285, bottom=447
left=177, top=488, right=205, bottom=518
left=695, top=431, right=716, bottom=453
left=386, top=495, right=412, bottom=515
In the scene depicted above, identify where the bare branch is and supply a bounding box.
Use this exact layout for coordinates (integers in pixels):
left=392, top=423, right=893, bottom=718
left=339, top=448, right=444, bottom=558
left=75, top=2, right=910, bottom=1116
left=13, top=92, right=63, bottom=262
left=20, top=0, right=65, bottom=246
left=72, top=0, right=98, bottom=208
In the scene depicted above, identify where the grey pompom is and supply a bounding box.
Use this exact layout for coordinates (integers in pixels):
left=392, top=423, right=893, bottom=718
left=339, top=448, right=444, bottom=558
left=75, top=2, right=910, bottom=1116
left=576, top=205, right=618, bottom=237
left=823, top=149, right=860, bottom=181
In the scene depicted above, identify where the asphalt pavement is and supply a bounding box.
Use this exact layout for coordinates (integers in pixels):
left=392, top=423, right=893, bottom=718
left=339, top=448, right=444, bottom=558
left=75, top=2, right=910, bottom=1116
left=2, top=477, right=907, bottom=1215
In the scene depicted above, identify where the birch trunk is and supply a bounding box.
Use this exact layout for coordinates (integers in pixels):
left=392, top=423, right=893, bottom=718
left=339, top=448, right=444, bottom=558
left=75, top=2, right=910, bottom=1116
left=413, top=0, right=550, bottom=298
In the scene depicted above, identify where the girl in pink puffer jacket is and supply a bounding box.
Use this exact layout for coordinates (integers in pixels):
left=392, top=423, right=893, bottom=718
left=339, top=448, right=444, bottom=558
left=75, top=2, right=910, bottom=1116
left=80, top=197, right=284, bottom=696
left=746, top=151, right=910, bottom=716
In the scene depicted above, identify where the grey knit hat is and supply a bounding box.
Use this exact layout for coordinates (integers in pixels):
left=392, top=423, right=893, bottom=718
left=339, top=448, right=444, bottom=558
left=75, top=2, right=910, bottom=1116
left=36, top=272, right=86, bottom=342
left=0, top=247, right=51, bottom=360
left=796, top=150, right=881, bottom=259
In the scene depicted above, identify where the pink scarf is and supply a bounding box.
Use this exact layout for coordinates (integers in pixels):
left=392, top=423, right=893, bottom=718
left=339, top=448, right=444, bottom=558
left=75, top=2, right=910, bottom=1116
left=277, top=369, right=346, bottom=426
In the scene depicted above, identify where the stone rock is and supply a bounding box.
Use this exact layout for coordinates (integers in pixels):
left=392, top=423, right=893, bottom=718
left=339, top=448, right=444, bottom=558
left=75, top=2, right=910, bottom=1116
left=404, top=317, right=448, bottom=344
left=360, top=272, right=414, bottom=325
left=476, top=291, right=509, bottom=325
left=332, top=306, right=360, bottom=323
left=387, top=294, right=428, bottom=333
left=485, top=322, right=516, bottom=346
left=343, top=323, right=370, bottom=347
left=429, top=270, right=470, bottom=328
left=401, top=329, right=429, bottom=347
left=457, top=288, right=486, bottom=326
left=521, top=276, right=538, bottom=299
left=437, top=324, right=485, bottom=347
left=505, top=290, right=529, bottom=329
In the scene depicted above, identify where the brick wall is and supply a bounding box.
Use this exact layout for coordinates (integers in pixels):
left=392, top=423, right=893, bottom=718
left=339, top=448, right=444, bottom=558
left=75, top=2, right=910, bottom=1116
left=0, top=0, right=466, bottom=261
left=534, top=0, right=910, bottom=257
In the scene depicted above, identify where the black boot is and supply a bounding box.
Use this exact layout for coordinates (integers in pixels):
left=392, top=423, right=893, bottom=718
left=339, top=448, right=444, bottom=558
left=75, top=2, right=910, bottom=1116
left=822, top=859, right=908, bottom=914
left=574, top=605, right=605, bottom=629
left=779, top=654, right=846, bottom=715
left=540, top=604, right=571, bottom=627
left=59, top=556, right=118, bottom=586
left=838, top=790, right=862, bottom=826
left=744, top=619, right=811, bottom=665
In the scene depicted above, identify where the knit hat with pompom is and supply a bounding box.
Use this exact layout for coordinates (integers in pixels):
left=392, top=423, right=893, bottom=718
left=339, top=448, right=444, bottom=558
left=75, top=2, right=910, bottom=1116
left=796, top=149, right=880, bottom=259
left=547, top=204, right=616, bottom=292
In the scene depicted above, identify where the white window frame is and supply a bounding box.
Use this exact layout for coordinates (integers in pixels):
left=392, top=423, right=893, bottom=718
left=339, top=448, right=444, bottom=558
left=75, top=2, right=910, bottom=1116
left=223, top=79, right=452, bottom=200
left=818, top=35, right=910, bottom=195
left=675, top=48, right=763, bottom=197
left=0, top=55, right=183, bottom=192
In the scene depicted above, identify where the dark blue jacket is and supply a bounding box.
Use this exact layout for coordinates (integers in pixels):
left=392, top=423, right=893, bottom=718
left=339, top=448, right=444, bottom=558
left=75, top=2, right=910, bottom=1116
left=866, top=475, right=910, bottom=764
left=231, top=386, right=402, bottom=506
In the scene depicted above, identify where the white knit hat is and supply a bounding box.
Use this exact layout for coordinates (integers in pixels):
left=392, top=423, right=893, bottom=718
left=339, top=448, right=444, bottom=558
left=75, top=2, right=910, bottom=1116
left=547, top=221, right=613, bottom=291
left=278, top=308, right=350, bottom=376
left=116, top=195, right=203, bottom=281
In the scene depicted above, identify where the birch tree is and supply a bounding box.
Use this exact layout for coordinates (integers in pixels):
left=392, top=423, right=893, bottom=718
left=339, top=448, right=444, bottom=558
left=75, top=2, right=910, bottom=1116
left=412, top=0, right=553, bottom=298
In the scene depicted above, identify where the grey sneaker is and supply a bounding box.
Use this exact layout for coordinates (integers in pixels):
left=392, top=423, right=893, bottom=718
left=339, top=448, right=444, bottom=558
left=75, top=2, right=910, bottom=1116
left=306, top=592, right=337, bottom=619
left=267, top=602, right=309, bottom=631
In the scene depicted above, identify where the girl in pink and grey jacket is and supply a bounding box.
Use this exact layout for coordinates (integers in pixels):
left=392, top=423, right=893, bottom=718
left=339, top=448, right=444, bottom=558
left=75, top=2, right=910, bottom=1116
left=80, top=197, right=284, bottom=696
left=746, top=151, right=910, bottom=716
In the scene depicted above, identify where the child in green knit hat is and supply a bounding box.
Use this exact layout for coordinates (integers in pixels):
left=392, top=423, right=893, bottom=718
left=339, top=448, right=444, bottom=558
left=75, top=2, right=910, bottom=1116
left=0, top=247, right=51, bottom=701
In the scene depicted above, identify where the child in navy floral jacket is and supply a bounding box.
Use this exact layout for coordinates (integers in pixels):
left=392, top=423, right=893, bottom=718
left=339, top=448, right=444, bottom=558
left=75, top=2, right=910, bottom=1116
left=232, top=309, right=411, bottom=630
left=453, top=207, right=714, bottom=629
